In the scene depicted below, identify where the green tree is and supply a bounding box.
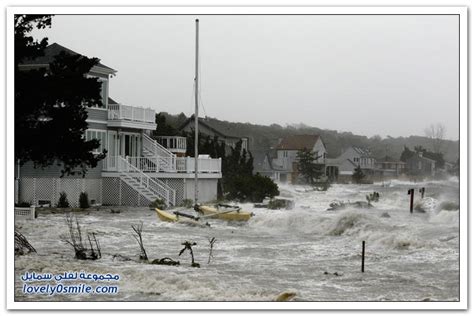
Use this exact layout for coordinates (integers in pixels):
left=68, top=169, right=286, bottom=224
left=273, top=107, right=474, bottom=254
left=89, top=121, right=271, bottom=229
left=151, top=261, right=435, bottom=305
left=296, top=148, right=324, bottom=185
left=352, top=166, right=366, bottom=184
left=400, top=145, right=414, bottom=162
left=15, top=15, right=106, bottom=177
left=153, top=112, right=178, bottom=137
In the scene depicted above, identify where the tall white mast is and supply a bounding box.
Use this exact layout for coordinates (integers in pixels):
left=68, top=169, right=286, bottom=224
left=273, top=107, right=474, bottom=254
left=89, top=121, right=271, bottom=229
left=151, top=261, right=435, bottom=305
left=194, top=19, right=199, bottom=205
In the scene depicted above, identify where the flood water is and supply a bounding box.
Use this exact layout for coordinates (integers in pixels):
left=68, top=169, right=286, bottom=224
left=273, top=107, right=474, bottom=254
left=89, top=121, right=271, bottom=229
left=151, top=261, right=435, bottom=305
left=14, top=178, right=460, bottom=302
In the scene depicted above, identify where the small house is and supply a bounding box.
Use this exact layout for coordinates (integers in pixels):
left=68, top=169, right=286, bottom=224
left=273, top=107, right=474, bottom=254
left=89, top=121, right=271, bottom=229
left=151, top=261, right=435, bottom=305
left=271, top=135, right=327, bottom=183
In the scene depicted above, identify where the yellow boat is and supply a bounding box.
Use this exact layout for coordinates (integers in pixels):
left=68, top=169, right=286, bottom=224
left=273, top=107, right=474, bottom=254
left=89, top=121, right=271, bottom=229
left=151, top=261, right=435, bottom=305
left=155, top=208, right=208, bottom=227
left=196, top=205, right=253, bottom=222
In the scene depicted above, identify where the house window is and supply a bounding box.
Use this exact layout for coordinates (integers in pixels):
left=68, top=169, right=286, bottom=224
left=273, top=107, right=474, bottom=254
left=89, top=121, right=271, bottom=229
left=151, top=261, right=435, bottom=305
left=100, top=79, right=108, bottom=108
left=85, top=130, right=107, bottom=153
left=418, top=161, right=422, bottom=170
left=354, top=157, right=359, bottom=163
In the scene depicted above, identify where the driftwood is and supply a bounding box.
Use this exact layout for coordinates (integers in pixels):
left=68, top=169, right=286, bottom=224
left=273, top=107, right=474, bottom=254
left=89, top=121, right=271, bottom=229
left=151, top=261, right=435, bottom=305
left=207, top=237, right=216, bottom=264
left=131, top=222, right=148, bottom=261
left=179, top=241, right=200, bottom=268
left=112, top=254, right=132, bottom=261
left=327, top=200, right=374, bottom=211
left=151, top=257, right=180, bottom=266
left=15, top=231, right=36, bottom=255
left=366, top=192, right=380, bottom=203
left=61, top=213, right=101, bottom=260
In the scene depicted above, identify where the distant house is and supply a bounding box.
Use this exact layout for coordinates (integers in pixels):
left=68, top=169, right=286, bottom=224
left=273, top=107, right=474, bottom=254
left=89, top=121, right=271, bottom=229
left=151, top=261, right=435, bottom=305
left=16, top=43, right=222, bottom=207
left=326, top=146, right=375, bottom=183
left=253, top=150, right=288, bottom=181
left=270, top=135, right=327, bottom=183
left=179, top=116, right=249, bottom=153
left=405, top=152, right=436, bottom=177
left=374, top=156, right=406, bottom=178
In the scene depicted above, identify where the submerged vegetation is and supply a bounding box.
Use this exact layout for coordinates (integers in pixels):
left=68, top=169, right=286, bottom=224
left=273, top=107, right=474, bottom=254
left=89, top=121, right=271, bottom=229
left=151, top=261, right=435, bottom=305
left=61, top=213, right=101, bottom=260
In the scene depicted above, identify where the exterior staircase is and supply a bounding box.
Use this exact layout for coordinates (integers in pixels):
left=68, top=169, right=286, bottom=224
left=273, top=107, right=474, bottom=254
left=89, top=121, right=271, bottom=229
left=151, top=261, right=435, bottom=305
left=117, top=156, right=176, bottom=206
left=142, top=133, right=177, bottom=172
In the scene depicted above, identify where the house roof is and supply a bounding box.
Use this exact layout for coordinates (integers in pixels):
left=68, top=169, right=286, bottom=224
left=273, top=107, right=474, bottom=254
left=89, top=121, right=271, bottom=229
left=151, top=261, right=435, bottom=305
left=376, top=156, right=405, bottom=164
left=108, top=97, right=119, bottom=105
left=275, top=134, right=321, bottom=151
left=178, top=115, right=244, bottom=140
left=407, top=154, right=436, bottom=163
left=21, top=43, right=116, bottom=74
left=352, top=146, right=373, bottom=157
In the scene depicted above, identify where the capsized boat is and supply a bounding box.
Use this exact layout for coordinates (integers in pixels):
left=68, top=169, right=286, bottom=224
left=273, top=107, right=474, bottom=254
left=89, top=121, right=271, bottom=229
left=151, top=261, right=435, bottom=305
left=194, top=204, right=253, bottom=222
left=155, top=208, right=209, bottom=227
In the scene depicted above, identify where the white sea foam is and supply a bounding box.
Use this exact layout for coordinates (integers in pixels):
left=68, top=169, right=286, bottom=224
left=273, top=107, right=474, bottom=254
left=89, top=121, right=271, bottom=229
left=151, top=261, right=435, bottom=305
left=14, top=179, right=460, bottom=302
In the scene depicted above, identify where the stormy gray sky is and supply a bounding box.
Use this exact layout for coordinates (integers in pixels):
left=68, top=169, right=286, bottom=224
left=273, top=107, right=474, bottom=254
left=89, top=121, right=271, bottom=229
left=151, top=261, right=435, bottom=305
left=33, top=14, right=459, bottom=140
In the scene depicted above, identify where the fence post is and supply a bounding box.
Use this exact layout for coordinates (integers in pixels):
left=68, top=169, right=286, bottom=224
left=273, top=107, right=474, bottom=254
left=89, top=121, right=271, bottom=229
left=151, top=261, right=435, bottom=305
left=361, top=241, right=365, bottom=273
left=419, top=187, right=425, bottom=199
left=408, top=188, right=414, bottom=213
left=30, top=206, right=36, bottom=219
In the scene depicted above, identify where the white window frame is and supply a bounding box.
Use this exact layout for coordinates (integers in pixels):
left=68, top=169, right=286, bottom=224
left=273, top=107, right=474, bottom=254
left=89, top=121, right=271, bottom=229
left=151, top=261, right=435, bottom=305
left=85, top=129, right=107, bottom=154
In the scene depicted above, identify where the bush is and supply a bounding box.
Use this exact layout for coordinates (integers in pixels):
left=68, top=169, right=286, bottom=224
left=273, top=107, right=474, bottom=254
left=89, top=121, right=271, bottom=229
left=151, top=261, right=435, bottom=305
left=57, top=192, right=70, bottom=208
left=79, top=192, right=90, bottom=209
left=225, top=173, right=279, bottom=203
left=268, top=199, right=287, bottom=210
left=179, top=199, right=194, bottom=208
left=15, top=202, right=30, bottom=207
left=352, top=166, right=366, bottom=184
left=150, top=198, right=167, bottom=210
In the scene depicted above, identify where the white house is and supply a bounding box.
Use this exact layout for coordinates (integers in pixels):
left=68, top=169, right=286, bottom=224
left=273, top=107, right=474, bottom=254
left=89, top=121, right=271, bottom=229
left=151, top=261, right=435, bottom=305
left=326, top=146, right=375, bottom=182
left=270, top=135, right=327, bottom=183
left=16, top=43, right=222, bottom=208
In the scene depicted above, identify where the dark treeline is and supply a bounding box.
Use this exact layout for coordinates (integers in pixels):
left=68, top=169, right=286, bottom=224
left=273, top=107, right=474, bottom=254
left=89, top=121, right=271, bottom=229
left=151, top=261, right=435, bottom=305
left=156, top=112, right=459, bottom=163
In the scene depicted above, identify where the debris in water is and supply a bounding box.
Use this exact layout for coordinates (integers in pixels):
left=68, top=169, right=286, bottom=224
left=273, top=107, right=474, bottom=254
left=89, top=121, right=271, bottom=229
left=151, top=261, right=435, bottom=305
left=131, top=222, right=148, bottom=261
left=112, top=254, right=132, bottom=261
left=179, top=241, right=200, bottom=268
left=151, top=257, right=180, bottom=266
left=14, top=231, right=36, bottom=255
left=61, top=213, right=101, bottom=260
left=275, top=291, right=297, bottom=301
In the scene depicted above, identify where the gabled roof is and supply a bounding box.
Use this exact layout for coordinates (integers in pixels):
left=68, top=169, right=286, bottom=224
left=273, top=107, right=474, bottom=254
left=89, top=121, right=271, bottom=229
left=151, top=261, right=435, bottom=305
left=406, top=154, right=436, bottom=163
left=178, top=115, right=243, bottom=140
left=275, top=135, right=321, bottom=151
left=376, top=156, right=405, bottom=164
left=21, top=43, right=116, bottom=74
left=351, top=146, right=373, bottom=157
left=108, top=97, right=119, bottom=105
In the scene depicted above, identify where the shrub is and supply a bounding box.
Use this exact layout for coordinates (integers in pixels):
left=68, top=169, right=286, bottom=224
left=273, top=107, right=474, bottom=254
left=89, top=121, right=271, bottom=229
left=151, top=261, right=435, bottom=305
left=79, top=192, right=90, bottom=209
left=268, top=199, right=287, bottom=210
left=150, top=198, right=167, bottom=210
left=352, top=166, right=366, bottom=184
left=15, top=202, right=30, bottom=207
left=179, top=199, right=194, bottom=208
left=225, top=173, right=279, bottom=203
left=57, top=192, right=70, bottom=208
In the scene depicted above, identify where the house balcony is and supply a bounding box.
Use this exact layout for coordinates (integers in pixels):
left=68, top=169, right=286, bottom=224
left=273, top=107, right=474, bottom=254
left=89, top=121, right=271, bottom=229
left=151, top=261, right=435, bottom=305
left=102, top=155, right=221, bottom=176
left=107, top=104, right=157, bottom=130
left=156, top=136, right=187, bottom=155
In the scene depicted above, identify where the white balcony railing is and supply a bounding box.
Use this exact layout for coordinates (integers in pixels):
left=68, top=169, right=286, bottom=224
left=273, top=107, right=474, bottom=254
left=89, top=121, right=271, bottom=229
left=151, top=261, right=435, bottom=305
left=176, top=157, right=222, bottom=173
left=108, top=104, right=155, bottom=124
left=103, top=156, right=221, bottom=174
left=157, top=136, right=187, bottom=153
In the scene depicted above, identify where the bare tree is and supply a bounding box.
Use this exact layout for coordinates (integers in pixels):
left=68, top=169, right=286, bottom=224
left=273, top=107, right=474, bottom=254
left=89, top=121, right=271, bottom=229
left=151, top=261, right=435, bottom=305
left=131, top=222, right=148, bottom=261
left=61, top=213, right=101, bottom=260
left=424, top=123, right=446, bottom=154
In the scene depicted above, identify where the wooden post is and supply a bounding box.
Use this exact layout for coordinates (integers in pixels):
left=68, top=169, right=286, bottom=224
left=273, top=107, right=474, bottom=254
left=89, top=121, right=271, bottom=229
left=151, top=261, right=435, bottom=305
left=408, top=188, right=414, bottom=213
left=419, top=187, right=425, bottom=199
left=361, top=241, right=365, bottom=273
